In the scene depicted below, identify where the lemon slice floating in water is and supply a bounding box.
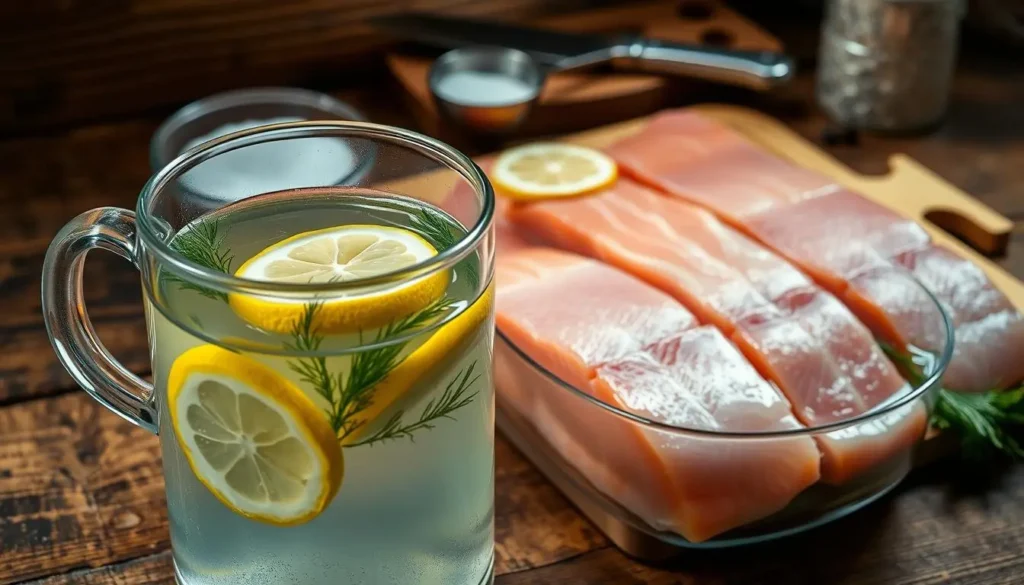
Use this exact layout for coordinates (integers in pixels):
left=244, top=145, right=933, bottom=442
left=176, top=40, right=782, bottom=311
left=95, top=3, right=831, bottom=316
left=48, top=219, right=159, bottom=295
left=491, top=143, right=618, bottom=201
left=168, top=345, right=343, bottom=525
left=230, top=225, right=449, bottom=334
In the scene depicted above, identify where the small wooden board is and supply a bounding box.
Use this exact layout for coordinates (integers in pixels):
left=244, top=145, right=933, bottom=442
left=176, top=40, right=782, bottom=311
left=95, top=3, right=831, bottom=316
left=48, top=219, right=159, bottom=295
left=386, top=0, right=781, bottom=146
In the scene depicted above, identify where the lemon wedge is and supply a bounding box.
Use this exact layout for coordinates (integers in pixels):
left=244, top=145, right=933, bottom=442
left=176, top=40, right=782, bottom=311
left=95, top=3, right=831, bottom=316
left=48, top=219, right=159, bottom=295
left=343, top=285, right=494, bottom=444
left=230, top=225, right=449, bottom=334
left=168, top=344, right=344, bottom=526
left=491, top=143, right=618, bottom=201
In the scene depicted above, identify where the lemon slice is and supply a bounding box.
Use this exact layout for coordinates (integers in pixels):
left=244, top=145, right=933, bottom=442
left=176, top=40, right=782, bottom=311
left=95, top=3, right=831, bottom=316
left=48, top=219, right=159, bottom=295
left=168, top=345, right=344, bottom=526
left=343, top=284, right=494, bottom=443
left=230, top=225, right=449, bottom=334
left=491, top=143, right=618, bottom=201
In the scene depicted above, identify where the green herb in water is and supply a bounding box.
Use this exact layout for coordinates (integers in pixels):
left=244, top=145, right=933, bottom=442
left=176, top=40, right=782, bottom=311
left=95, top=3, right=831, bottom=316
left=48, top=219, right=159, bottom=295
left=334, top=296, right=453, bottom=441
left=285, top=294, right=476, bottom=445
left=286, top=301, right=346, bottom=431
left=410, top=208, right=480, bottom=288
left=347, top=361, right=481, bottom=447
left=166, top=218, right=233, bottom=301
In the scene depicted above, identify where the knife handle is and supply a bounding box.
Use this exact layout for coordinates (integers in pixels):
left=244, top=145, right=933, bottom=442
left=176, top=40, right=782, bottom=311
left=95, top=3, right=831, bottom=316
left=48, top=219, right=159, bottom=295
left=611, top=39, right=795, bottom=90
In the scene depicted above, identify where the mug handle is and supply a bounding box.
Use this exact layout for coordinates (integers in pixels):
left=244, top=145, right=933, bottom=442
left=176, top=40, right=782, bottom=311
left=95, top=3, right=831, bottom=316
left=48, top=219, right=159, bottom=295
left=42, top=207, right=158, bottom=433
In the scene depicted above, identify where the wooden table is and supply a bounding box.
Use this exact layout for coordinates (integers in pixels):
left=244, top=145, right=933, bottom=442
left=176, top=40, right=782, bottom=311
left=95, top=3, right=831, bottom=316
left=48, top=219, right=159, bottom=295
left=4, top=21, right=1024, bottom=585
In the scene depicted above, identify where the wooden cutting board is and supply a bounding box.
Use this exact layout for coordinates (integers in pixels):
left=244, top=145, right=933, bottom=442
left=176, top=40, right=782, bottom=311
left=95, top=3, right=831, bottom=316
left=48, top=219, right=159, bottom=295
left=385, top=0, right=782, bottom=146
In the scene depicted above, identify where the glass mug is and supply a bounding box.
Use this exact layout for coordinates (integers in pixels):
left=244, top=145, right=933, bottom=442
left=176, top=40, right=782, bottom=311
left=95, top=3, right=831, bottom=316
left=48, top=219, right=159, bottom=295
left=42, top=122, right=497, bottom=585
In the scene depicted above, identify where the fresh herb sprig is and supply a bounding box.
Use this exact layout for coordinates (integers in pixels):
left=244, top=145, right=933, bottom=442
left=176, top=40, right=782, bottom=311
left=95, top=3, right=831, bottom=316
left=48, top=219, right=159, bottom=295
left=932, top=389, right=1024, bottom=460
left=883, top=344, right=1024, bottom=460
left=347, top=361, right=481, bottom=447
left=166, top=218, right=233, bottom=301
left=285, top=294, right=459, bottom=441
left=334, top=296, right=453, bottom=441
left=286, top=301, right=346, bottom=431
left=410, top=208, right=480, bottom=288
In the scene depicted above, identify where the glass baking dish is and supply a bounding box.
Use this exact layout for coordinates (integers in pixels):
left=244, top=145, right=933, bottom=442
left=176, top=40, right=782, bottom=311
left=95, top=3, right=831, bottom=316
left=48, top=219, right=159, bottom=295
left=493, top=270, right=953, bottom=558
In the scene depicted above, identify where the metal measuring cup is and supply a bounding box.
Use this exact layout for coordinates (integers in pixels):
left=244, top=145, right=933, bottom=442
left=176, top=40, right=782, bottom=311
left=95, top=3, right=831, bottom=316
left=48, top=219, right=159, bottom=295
left=428, top=47, right=544, bottom=135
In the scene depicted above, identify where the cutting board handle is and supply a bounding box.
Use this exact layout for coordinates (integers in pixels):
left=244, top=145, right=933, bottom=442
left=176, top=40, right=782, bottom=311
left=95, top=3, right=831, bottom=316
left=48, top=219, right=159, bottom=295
left=880, top=155, right=1013, bottom=257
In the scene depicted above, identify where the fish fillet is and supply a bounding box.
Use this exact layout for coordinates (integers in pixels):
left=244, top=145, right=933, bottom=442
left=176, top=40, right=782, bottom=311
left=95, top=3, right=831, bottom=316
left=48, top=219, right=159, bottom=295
left=510, top=180, right=926, bottom=483
left=495, top=247, right=820, bottom=541
left=609, top=109, right=1024, bottom=392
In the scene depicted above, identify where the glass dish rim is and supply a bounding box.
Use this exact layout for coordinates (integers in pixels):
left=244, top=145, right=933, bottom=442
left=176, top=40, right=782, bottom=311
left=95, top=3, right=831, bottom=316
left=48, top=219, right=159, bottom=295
left=495, top=273, right=954, bottom=439
left=149, top=86, right=371, bottom=172
left=136, top=120, right=494, bottom=295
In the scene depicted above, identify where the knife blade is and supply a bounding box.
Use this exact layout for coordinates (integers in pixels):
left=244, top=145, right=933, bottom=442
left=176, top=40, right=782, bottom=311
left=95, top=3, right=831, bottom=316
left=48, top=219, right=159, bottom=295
left=373, top=13, right=617, bottom=65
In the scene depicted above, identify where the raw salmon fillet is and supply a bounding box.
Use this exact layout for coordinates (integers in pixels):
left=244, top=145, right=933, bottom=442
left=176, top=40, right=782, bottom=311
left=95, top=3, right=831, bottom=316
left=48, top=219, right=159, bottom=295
left=607, top=110, right=837, bottom=223
left=495, top=247, right=821, bottom=541
left=609, top=109, right=1024, bottom=392
left=510, top=180, right=927, bottom=483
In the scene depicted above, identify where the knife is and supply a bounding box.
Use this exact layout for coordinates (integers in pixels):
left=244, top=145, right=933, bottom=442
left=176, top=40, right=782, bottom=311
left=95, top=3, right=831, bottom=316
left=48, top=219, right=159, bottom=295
left=374, top=12, right=795, bottom=90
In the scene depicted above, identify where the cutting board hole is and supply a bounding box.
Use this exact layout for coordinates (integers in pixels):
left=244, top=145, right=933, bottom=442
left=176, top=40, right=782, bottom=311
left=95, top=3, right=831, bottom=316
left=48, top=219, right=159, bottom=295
left=925, top=208, right=1010, bottom=257
left=678, top=0, right=715, bottom=20
left=700, top=28, right=734, bottom=46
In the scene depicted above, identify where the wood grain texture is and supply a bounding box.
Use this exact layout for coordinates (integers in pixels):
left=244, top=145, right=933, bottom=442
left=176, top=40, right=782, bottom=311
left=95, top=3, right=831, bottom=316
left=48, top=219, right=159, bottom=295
left=0, top=0, right=599, bottom=133
left=22, top=553, right=174, bottom=585
left=24, top=463, right=1024, bottom=584
left=494, top=438, right=607, bottom=574
left=0, top=393, right=166, bottom=585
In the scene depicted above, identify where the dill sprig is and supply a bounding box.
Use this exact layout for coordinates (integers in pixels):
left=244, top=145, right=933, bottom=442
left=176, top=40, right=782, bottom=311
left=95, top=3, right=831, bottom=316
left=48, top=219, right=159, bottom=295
left=932, top=389, right=1024, bottom=460
left=410, top=208, right=480, bottom=288
left=882, top=344, right=1024, bottom=460
left=284, top=295, right=455, bottom=438
left=334, top=296, right=453, bottom=440
left=346, top=361, right=480, bottom=447
left=166, top=218, right=233, bottom=301
left=286, top=301, right=345, bottom=431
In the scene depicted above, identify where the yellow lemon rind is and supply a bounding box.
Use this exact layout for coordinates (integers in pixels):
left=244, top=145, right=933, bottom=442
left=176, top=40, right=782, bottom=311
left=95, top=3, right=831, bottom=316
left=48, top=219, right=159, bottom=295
left=228, top=271, right=449, bottom=335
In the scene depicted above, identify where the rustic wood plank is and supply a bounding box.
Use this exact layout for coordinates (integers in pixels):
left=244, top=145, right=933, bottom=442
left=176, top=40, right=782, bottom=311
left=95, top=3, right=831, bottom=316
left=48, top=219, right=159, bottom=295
left=0, top=0, right=596, bottom=132
left=0, top=391, right=604, bottom=584
left=19, top=460, right=1024, bottom=585
left=22, top=552, right=174, bottom=585
left=0, top=240, right=148, bottom=403
left=0, top=394, right=166, bottom=585
left=494, top=438, right=607, bottom=574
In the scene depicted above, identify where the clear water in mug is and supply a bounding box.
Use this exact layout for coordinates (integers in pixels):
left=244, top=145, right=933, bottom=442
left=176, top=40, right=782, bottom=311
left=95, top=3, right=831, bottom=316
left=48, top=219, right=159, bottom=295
left=146, top=189, right=495, bottom=585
